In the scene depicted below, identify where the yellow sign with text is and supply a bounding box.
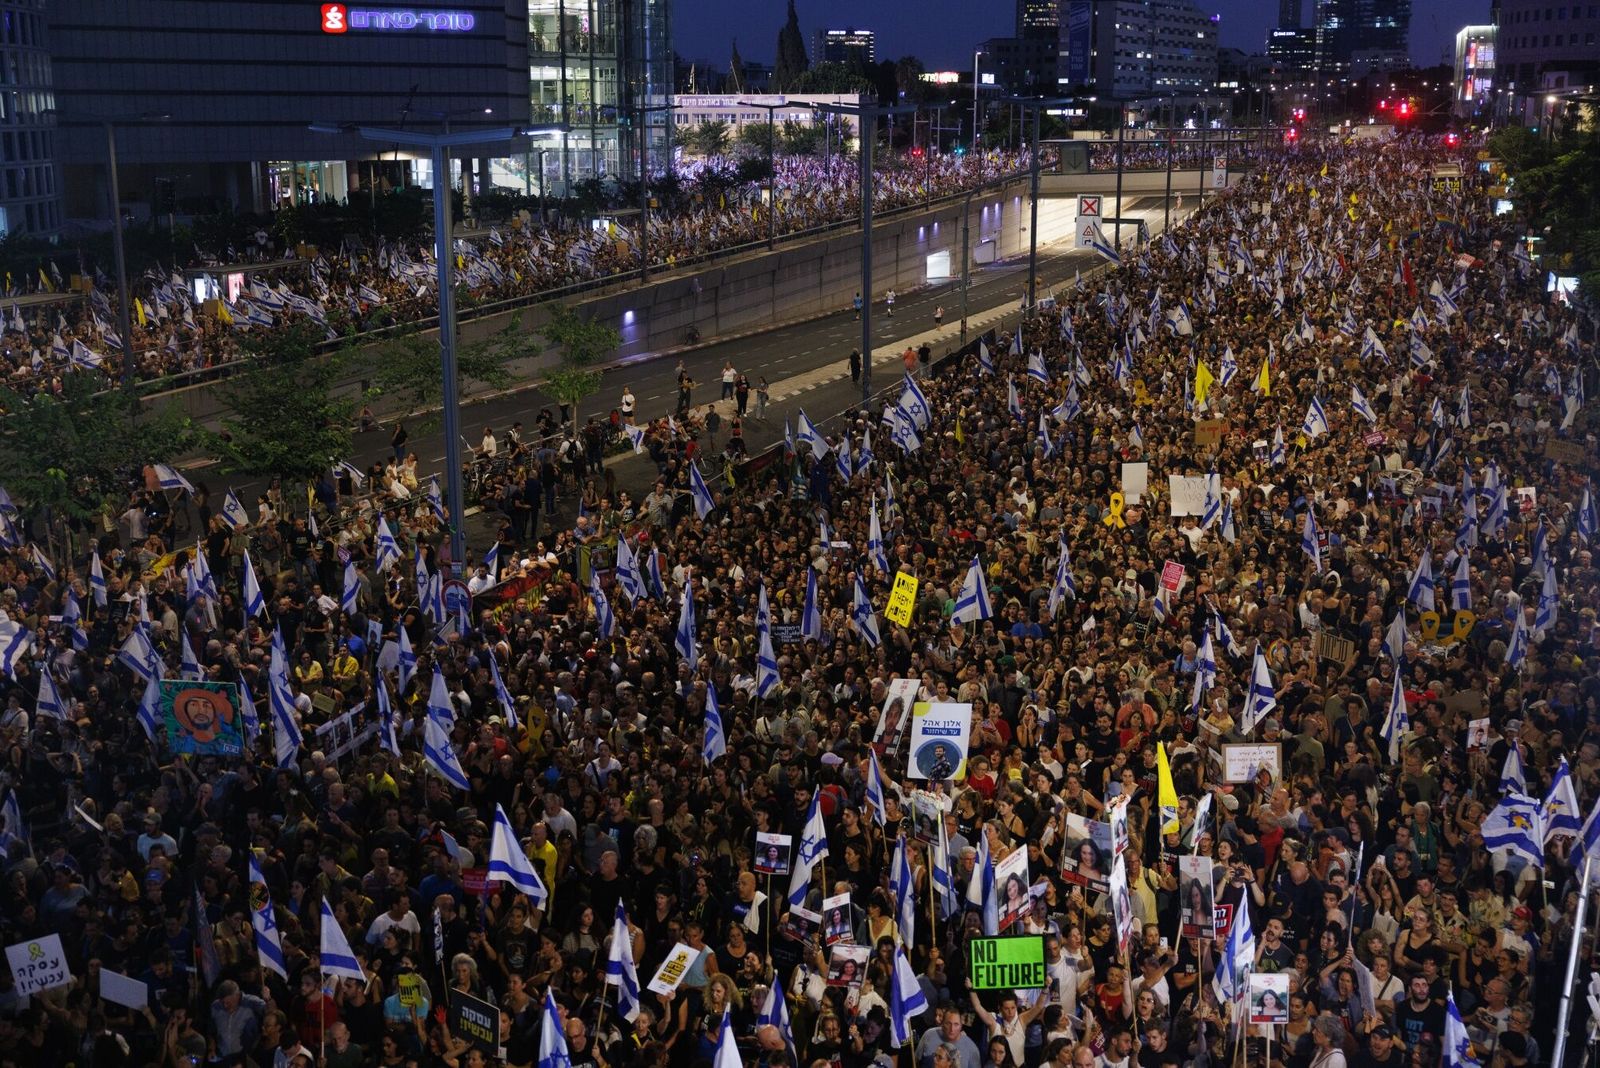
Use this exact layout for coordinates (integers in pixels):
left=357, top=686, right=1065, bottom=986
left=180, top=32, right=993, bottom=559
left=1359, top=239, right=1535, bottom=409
left=885, top=572, right=919, bottom=627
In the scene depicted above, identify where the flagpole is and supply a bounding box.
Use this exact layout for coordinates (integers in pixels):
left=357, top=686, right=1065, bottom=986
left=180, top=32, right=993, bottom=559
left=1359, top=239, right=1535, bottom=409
left=1552, top=853, right=1596, bottom=1068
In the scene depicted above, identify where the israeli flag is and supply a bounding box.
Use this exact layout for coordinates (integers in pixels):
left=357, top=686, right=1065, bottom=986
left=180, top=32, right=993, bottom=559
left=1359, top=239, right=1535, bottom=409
left=851, top=572, right=881, bottom=649
left=675, top=580, right=698, bottom=672
left=967, top=831, right=1000, bottom=935
left=319, top=898, right=365, bottom=981
left=1219, top=345, right=1238, bottom=386
left=1200, top=469, right=1222, bottom=531
left=796, top=408, right=830, bottom=459
left=1190, top=631, right=1217, bottom=713
left=689, top=462, right=716, bottom=520
left=647, top=548, right=666, bottom=601
left=755, top=584, right=780, bottom=699
left=787, top=790, right=829, bottom=907
left=1300, top=504, right=1322, bottom=573
left=424, top=715, right=470, bottom=791
left=489, top=802, right=549, bottom=908
left=1505, top=609, right=1529, bottom=671
left=606, top=903, right=642, bottom=1022
left=1544, top=756, right=1583, bottom=843
left=1219, top=495, right=1237, bottom=544
left=801, top=567, right=823, bottom=642
left=977, top=340, right=994, bottom=375
left=117, top=627, right=157, bottom=682
left=397, top=626, right=416, bottom=692
left=1577, top=483, right=1598, bottom=544
left=34, top=668, right=67, bottom=721
left=950, top=556, right=993, bottom=625
left=1213, top=611, right=1243, bottom=659
left=152, top=463, right=196, bottom=495
left=868, top=498, right=889, bottom=574
left=1027, top=350, right=1050, bottom=385
left=1084, top=219, right=1120, bottom=264
left=1535, top=566, right=1559, bottom=637
left=1381, top=672, right=1410, bottom=762
left=1451, top=552, right=1472, bottom=612
left=757, top=981, right=797, bottom=1065
left=1300, top=396, right=1330, bottom=439
left=888, top=945, right=929, bottom=1048
left=866, top=749, right=890, bottom=828
left=613, top=538, right=643, bottom=602
left=249, top=855, right=288, bottom=978
left=1213, top=898, right=1255, bottom=1004
left=1239, top=644, right=1276, bottom=735
left=1010, top=329, right=1023, bottom=357
left=342, top=559, right=360, bottom=615
left=1406, top=549, right=1435, bottom=612
left=1443, top=991, right=1481, bottom=1068
left=1349, top=385, right=1378, bottom=425
left=1481, top=793, right=1543, bottom=868
left=374, top=517, right=401, bottom=573
left=89, top=550, right=108, bottom=607
left=180, top=628, right=204, bottom=681
left=702, top=681, right=727, bottom=764
left=1270, top=424, right=1285, bottom=467
left=1046, top=541, right=1076, bottom=620
left=1361, top=326, right=1387, bottom=361
left=900, top=373, right=932, bottom=432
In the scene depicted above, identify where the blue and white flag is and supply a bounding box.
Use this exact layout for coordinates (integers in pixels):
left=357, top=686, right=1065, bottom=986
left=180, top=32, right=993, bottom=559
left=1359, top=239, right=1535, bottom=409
left=1349, top=385, right=1378, bottom=425
left=1529, top=519, right=1550, bottom=584
left=951, top=556, right=993, bottom=625
left=1406, top=549, right=1435, bottom=612
left=152, top=463, right=196, bottom=495
left=319, top=897, right=365, bottom=981
left=1270, top=424, right=1286, bottom=467
left=89, top=550, right=107, bottom=607
left=1200, top=469, right=1222, bottom=531
left=796, top=408, right=830, bottom=459
left=977, top=340, right=994, bottom=375
left=1190, top=631, right=1217, bottom=713
left=342, top=559, right=360, bottom=615
left=868, top=497, right=889, bottom=574
left=1574, top=482, right=1598, bottom=544
left=1481, top=793, right=1543, bottom=868
left=1007, top=377, right=1023, bottom=421
left=702, top=681, right=727, bottom=764
left=1543, top=756, right=1582, bottom=843
left=396, top=626, right=416, bottom=692
left=606, top=902, right=642, bottom=1022
left=711, top=1008, right=741, bottom=1068
left=1083, top=219, right=1120, bottom=263
left=1361, top=326, right=1387, bottom=362
left=932, top=815, right=960, bottom=920
left=866, top=749, right=890, bottom=829
left=1451, top=552, right=1472, bottom=612
left=374, top=517, right=401, bottom=574
left=1026, top=350, right=1050, bottom=385
left=967, top=829, right=1000, bottom=935
left=1046, top=541, right=1076, bottom=620
left=1300, top=504, right=1322, bottom=573
left=689, top=462, right=716, bottom=520
left=755, top=584, right=779, bottom=699
left=1505, top=609, right=1529, bottom=671
left=675, top=580, right=698, bottom=672
left=1213, top=897, right=1254, bottom=1004
left=219, top=489, right=251, bottom=531
left=757, top=982, right=797, bottom=1065
left=1219, top=495, right=1237, bottom=544
left=1578, top=793, right=1600, bottom=871
left=1381, top=609, right=1410, bottom=665
left=787, top=791, right=829, bottom=907
left=180, top=628, right=204, bottom=681
left=589, top=572, right=616, bottom=639
left=1239, top=644, right=1276, bottom=735
left=1444, top=990, right=1481, bottom=1068
left=0, top=790, right=26, bottom=857
left=801, top=567, right=822, bottom=642
left=374, top=676, right=399, bottom=757
left=249, top=854, right=288, bottom=978
left=34, top=668, right=67, bottom=722
left=489, top=803, right=549, bottom=908
left=851, top=573, right=881, bottom=649
left=1501, top=743, right=1527, bottom=795
left=888, top=945, right=929, bottom=1048
left=136, top=670, right=163, bottom=744
left=614, top=537, right=643, bottom=602
left=1535, top=565, right=1559, bottom=637
left=1381, top=672, right=1409, bottom=763
left=426, top=668, right=455, bottom=731
left=1300, top=396, right=1330, bottom=439
left=424, top=715, right=471, bottom=791
left=1219, top=345, right=1238, bottom=386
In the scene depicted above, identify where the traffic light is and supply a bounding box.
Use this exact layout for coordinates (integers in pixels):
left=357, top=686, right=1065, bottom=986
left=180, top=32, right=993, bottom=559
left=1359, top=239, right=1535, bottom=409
left=910, top=146, right=924, bottom=159
left=1284, top=127, right=1300, bottom=143
left=1397, top=101, right=1410, bottom=118
left=1292, top=107, right=1306, bottom=123
left=954, top=144, right=966, bottom=156
left=1445, top=131, right=1460, bottom=147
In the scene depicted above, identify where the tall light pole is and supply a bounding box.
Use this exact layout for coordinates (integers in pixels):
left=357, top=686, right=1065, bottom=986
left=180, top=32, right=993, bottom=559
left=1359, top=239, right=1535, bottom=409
left=972, top=51, right=989, bottom=148
left=737, top=99, right=809, bottom=249
left=920, top=102, right=949, bottom=205
left=311, top=121, right=561, bottom=574
left=49, top=109, right=169, bottom=393
left=814, top=100, right=919, bottom=404
left=634, top=103, right=674, bottom=281
left=419, top=107, right=496, bottom=206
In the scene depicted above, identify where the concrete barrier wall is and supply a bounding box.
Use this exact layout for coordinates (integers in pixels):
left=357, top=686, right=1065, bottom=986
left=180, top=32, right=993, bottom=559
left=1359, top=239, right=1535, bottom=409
left=156, top=169, right=1229, bottom=427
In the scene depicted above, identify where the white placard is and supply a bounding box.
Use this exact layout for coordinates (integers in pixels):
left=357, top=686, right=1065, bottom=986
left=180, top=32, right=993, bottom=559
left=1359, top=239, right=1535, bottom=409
left=906, top=702, right=972, bottom=781
left=646, top=942, right=699, bottom=996
left=99, top=969, right=149, bottom=1010
left=1221, top=743, right=1283, bottom=784
left=1169, top=475, right=1208, bottom=516
left=1121, top=462, right=1149, bottom=503
left=6, top=934, right=71, bottom=996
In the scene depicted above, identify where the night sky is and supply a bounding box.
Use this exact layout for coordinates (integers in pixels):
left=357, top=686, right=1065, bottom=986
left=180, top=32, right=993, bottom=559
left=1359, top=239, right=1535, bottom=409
left=672, top=0, right=1489, bottom=74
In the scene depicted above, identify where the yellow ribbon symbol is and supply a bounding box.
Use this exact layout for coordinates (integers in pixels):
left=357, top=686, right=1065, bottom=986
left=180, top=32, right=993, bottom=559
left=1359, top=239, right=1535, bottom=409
left=27, top=943, right=42, bottom=961
left=1418, top=611, right=1441, bottom=642
left=1103, top=492, right=1126, bottom=529
left=1446, top=611, right=1476, bottom=645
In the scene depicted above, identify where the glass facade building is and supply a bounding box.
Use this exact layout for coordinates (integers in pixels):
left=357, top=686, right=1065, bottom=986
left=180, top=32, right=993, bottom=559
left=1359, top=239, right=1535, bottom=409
left=0, top=0, right=58, bottom=237
left=528, top=0, right=672, bottom=190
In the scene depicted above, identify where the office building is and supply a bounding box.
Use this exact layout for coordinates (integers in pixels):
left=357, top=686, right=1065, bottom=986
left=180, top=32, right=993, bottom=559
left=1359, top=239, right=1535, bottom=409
left=1312, top=0, right=1411, bottom=77
left=1017, top=0, right=1061, bottom=40
left=48, top=0, right=671, bottom=215
left=1058, top=0, right=1219, bottom=98
left=812, top=27, right=875, bottom=67
left=1279, top=0, right=1302, bottom=29
left=0, top=0, right=58, bottom=237
left=1266, top=26, right=1318, bottom=80
left=1495, top=0, right=1600, bottom=95
left=1452, top=25, right=1497, bottom=117
left=980, top=35, right=1061, bottom=94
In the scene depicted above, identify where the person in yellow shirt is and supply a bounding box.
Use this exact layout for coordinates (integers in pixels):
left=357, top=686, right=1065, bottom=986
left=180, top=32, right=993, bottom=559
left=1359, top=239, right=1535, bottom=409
left=526, top=821, right=558, bottom=913
left=329, top=643, right=361, bottom=696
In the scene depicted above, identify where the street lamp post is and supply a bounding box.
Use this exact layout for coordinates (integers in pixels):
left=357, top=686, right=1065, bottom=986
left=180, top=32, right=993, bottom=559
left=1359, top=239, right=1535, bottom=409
left=972, top=51, right=988, bottom=148
left=420, top=107, right=496, bottom=206
left=635, top=102, right=674, bottom=282
left=737, top=99, right=808, bottom=249
left=814, top=100, right=919, bottom=404
left=311, top=121, right=561, bottom=574
left=920, top=103, right=948, bottom=205
left=48, top=109, right=169, bottom=393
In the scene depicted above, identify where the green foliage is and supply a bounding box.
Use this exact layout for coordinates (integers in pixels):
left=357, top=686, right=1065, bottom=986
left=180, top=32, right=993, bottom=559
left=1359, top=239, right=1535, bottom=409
left=790, top=61, right=875, bottom=95
left=363, top=314, right=535, bottom=429
left=682, top=120, right=733, bottom=158
left=778, top=119, right=824, bottom=157
left=537, top=303, right=619, bottom=423
left=203, top=321, right=356, bottom=481
left=0, top=376, right=196, bottom=519
left=1499, top=128, right=1600, bottom=304
left=1486, top=126, right=1555, bottom=176
left=773, top=0, right=809, bottom=93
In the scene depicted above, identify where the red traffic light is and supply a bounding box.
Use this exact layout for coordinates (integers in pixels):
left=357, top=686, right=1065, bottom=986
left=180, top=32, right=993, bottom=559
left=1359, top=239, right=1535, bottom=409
left=1445, top=132, right=1460, bottom=146
left=1397, top=101, right=1410, bottom=117
left=910, top=147, right=924, bottom=159
left=1284, top=127, right=1300, bottom=142
left=1292, top=107, right=1306, bottom=122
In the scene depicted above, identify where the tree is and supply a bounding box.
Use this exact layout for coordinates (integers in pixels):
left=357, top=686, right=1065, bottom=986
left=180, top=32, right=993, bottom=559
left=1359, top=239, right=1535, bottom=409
left=773, top=0, right=809, bottom=92
left=894, top=56, right=928, bottom=102
left=204, top=322, right=357, bottom=482
left=0, top=376, right=195, bottom=521
left=683, top=120, right=732, bottom=158
left=790, top=62, right=874, bottom=95
left=778, top=119, right=823, bottom=157
left=729, top=39, right=746, bottom=94
left=538, top=302, right=619, bottom=428
left=363, top=314, right=535, bottom=429
left=736, top=122, right=776, bottom=157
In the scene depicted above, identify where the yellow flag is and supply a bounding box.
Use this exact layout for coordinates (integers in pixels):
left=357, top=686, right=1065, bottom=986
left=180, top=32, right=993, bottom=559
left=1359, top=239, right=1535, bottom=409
left=1348, top=207, right=1358, bottom=222
left=1255, top=357, right=1271, bottom=397
left=954, top=416, right=965, bottom=446
left=1193, top=360, right=1215, bottom=407
left=216, top=302, right=233, bottom=325
left=38, top=268, right=53, bottom=293
left=1320, top=163, right=1328, bottom=177
left=1349, top=192, right=1359, bottom=204
left=134, top=299, right=147, bottom=328
left=1309, top=188, right=1319, bottom=200
left=1157, top=742, right=1179, bottom=836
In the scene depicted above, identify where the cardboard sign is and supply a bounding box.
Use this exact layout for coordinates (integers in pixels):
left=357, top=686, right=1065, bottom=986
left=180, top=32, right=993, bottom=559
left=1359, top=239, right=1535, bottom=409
left=5, top=934, right=71, bottom=996
left=1193, top=419, right=1227, bottom=446
left=907, top=702, right=971, bottom=781
left=449, top=991, right=500, bottom=1054
left=969, top=936, right=1047, bottom=990
left=1313, top=631, right=1355, bottom=664
left=98, top=969, right=149, bottom=1010
left=1466, top=717, right=1491, bottom=752
left=647, top=942, right=698, bottom=996
left=885, top=572, right=919, bottom=627
left=1248, top=973, right=1291, bottom=1024
left=1222, top=743, right=1282, bottom=784
left=397, top=972, right=427, bottom=1008
left=1168, top=475, right=1208, bottom=516
left=1544, top=439, right=1588, bottom=464
left=754, top=832, right=792, bottom=875
left=1121, top=461, right=1150, bottom=503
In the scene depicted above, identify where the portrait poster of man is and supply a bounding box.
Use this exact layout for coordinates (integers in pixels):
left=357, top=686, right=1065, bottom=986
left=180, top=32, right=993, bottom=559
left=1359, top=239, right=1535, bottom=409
left=907, top=702, right=971, bottom=781
left=874, top=677, right=919, bottom=756
left=160, top=680, right=243, bottom=756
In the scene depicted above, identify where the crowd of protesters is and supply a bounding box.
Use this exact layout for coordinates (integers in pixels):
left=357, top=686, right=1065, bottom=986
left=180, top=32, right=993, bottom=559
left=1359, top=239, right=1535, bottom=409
left=0, top=129, right=1596, bottom=1068
left=0, top=149, right=1036, bottom=392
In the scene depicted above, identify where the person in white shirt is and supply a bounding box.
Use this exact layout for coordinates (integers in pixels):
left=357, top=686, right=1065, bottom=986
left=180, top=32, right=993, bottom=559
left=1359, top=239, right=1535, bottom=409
left=365, top=896, right=421, bottom=946
left=970, top=988, right=1049, bottom=1067
left=480, top=428, right=498, bottom=457
left=620, top=387, right=636, bottom=423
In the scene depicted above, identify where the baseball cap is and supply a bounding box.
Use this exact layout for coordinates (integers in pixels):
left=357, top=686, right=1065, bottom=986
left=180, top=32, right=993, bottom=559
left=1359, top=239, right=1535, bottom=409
left=1371, top=1026, right=1393, bottom=1040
